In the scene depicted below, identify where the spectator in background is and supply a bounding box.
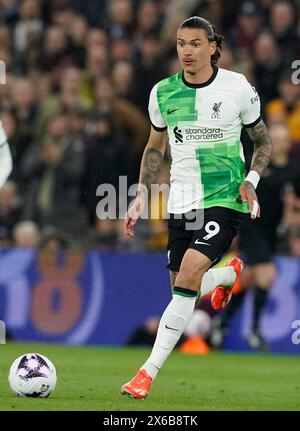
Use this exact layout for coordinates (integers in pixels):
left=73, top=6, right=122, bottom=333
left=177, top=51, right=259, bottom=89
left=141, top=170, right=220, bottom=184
left=269, top=0, right=300, bottom=68
left=133, top=34, right=168, bottom=114
left=106, top=0, right=134, bottom=39
left=83, top=111, right=128, bottom=223
left=279, top=191, right=300, bottom=253
left=21, top=114, right=86, bottom=234
left=159, top=0, right=200, bottom=54
left=92, top=76, right=149, bottom=182
left=69, top=107, right=87, bottom=141
left=111, top=60, right=135, bottom=102
left=252, top=33, right=284, bottom=108
left=226, top=1, right=262, bottom=57
left=191, top=0, right=226, bottom=32
left=67, top=14, right=88, bottom=69
left=86, top=27, right=109, bottom=50
left=33, top=73, right=52, bottom=104
left=111, top=36, right=134, bottom=63
left=50, top=3, right=88, bottom=68
left=39, top=25, right=72, bottom=86
left=135, top=0, right=161, bottom=44
left=266, top=70, right=300, bottom=150
left=13, top=220, right=40, bottom=248
left=81, top=44, right=110, bottom=102
left=35, top=66, right=91, bottom=139
left=14, top=0, right=43, bottom=74
left=50, top=1, right=75, bottom=29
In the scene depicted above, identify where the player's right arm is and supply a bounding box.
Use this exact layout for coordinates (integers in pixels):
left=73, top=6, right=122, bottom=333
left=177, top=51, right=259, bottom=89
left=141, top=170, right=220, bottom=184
left=124, top=126, right=167, bottom=239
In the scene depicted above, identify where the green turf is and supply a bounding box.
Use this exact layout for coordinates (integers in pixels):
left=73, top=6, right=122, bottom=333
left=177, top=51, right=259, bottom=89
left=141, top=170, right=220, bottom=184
left=0, top=342, right=300, bottom=411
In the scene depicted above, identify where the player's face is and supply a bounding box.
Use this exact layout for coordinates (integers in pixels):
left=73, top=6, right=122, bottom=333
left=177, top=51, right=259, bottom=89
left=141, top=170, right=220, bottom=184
left=176, top=28, right=216, bottom=75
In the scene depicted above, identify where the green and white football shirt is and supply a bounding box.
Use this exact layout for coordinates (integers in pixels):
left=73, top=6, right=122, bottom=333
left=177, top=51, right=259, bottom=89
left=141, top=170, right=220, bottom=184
left=148, top=66, right=261, bottom=214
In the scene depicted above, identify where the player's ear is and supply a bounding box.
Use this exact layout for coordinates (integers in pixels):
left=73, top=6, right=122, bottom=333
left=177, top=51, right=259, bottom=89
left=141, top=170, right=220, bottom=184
left=210, top=40, right=217, bottom=55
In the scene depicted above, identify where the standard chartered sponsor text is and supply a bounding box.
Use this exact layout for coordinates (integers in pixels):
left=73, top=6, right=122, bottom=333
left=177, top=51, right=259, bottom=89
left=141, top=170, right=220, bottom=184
left=185, top=127, right=224, bottom=140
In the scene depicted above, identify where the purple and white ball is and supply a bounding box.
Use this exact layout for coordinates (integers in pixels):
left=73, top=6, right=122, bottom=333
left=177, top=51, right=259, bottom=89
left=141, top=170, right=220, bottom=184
left=8, top=353, right=57, bottom=397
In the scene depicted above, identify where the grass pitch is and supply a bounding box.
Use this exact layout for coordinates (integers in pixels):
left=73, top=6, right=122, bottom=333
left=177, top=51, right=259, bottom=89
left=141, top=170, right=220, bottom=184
left=0, top=342, right=299, bottom=411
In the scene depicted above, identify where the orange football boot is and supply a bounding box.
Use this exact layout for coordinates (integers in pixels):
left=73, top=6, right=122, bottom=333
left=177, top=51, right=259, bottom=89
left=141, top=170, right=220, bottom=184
left=211, top=257, right=244, bottom=310
left=121, top=369, right=152, bottom=399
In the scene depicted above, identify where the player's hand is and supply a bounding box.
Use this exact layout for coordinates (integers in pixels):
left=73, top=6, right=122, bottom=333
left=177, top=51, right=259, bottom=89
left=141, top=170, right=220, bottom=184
left=124, top=195, right=146, bottom=239
left=239, top=181, right=260, bottom=219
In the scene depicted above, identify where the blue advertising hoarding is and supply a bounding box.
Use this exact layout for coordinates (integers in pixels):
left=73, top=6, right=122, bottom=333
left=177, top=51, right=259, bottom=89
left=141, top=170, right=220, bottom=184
left=0, top=249, right=300, bottom=353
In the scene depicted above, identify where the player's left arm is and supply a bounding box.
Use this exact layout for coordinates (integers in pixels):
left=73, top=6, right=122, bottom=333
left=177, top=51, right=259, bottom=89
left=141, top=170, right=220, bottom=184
left=239, top=77, right=272, bottom=219
left=246, top=119, right=272, bottom=177
left=240, top=119, right=272, bottom=219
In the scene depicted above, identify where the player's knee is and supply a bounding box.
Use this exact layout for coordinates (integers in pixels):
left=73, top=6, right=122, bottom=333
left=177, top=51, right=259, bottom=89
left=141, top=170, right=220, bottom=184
left=175, top=265, right=206, bottom=291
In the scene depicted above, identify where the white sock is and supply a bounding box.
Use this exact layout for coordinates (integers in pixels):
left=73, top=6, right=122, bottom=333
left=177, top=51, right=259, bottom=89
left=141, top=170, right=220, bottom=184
left=199, top=267, right=236, bottom=297
left=141, top=293, right=196, bottom=380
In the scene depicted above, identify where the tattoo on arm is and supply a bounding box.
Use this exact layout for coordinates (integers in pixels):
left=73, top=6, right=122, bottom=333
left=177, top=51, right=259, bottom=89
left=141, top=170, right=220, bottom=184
left=140, top=147, right=164, bottom=192
left=246, top=119, right=272, bottom=177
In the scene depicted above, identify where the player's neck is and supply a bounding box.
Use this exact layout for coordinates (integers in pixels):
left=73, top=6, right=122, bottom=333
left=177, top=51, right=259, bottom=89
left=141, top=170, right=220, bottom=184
left=183, top=64, right=214, bottom=85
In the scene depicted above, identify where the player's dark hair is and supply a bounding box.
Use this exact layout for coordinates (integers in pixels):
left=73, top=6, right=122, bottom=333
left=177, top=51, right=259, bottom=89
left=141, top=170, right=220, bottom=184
left=179, top=16, right=224, bottom=65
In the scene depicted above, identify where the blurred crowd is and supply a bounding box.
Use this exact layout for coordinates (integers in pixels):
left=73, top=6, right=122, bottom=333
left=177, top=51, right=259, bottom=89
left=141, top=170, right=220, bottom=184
left=0, top=0, right=299, bottom=255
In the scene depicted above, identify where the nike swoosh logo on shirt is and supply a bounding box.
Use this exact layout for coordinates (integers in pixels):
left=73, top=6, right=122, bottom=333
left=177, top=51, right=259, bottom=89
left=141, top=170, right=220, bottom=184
left=167, top=108, right=180, bottom=115
left=194, top=240, right=211, bottom=245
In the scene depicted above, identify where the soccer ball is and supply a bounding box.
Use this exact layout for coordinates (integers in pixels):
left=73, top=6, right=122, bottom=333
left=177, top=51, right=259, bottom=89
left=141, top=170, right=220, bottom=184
left=8, top=353, right=57, bottom=397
